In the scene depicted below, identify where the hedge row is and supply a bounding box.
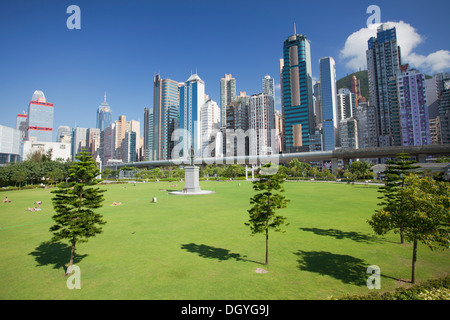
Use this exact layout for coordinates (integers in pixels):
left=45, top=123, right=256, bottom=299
left=335, top=276, right=450, bottom=300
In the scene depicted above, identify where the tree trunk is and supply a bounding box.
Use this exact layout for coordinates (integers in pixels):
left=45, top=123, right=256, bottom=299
left=265, top=229, right=269, bottom=265
left=411, top=238, right=417, bottom=284
left=66, top=240, right=76, bottom=276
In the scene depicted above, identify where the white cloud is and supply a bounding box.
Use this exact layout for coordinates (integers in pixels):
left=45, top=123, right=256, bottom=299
left=340, top=21, right=450, bottom=75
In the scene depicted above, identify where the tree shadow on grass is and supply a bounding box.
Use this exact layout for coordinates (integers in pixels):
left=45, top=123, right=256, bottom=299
left=299, top=227, right=380, bottom=244
left=181, top=243, right=264, bottom=265
left=294, top=250, right=367, bottom=286
left=28, top=242, right=88, bottom=271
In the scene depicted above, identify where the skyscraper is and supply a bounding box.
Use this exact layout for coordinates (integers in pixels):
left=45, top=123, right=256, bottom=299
left=101, top=123, right=115, bottom=165
left=339, top=118, right=358, bottom=149
left=220, top=74, right=236, bottom=128
left=179, top=74, right=205, bottom=157
left=439, top=79, right=450, bottom=144
left=96, top=92, right=113, bottom=131
left=319, top=57, right=338, bottom=151
left=143, top=107, right=153, bottom=160
left=249, top=93, right=275, bottom=156
left=337, top=88, right=355, bottom=121
left=123, top=131, right=137, bottom=163
left=262, top=75, right=275, bottom=105
left=281, top=32, right=314, bottom=152
left=26, top=90, right=54, bottom=142
left=354, top=102, right=378, bottom=149
left=87, top=127, right=101, bottom=158
left=313, top=82, right=323, bottom=129
left=114, top=115, right=127, bottom=160
left=225, top=92, right=250, bottom=157
left=366, top=24, right=402, bottom=147
left=200, top=97, right=220, bottom=157
left=71, top=127, right=88, bottom=160
left=153, top=75, right=180, bottom=160
left=351, top=75, right=364, bottom=107
left=396, top=70, right=430, bottom=146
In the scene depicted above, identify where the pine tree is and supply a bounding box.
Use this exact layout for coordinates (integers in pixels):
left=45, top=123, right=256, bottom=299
left=374, top=153, right=421, bottom=243
left=50, top=152, right=106, bottom=275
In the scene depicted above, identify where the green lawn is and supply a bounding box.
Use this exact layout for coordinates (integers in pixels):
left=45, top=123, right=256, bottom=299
left=0, top=180, right=448, bottom=299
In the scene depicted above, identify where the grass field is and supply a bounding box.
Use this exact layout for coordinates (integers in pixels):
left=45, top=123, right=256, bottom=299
left=0, top=180, right=449, bottom=300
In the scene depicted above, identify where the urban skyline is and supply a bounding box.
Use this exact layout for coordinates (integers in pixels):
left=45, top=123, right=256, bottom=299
left=1, top=0, right=449, bottom=137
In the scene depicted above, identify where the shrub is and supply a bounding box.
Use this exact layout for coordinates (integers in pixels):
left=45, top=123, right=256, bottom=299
left=334, top=276, right=450, bottom=300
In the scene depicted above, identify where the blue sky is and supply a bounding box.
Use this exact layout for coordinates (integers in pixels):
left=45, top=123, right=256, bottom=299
left=1, top=0, right=449, bottom=139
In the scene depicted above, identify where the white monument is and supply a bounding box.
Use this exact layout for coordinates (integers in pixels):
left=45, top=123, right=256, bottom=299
left=169, top=146, right=215, bottom=196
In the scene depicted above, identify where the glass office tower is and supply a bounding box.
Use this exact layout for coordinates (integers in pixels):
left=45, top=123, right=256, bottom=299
left=97, top=92, right=113, bottom=132
left=179, top=74, right=205, bottom=157
left=280, top=33, right=314, bottom=152
left=26, top=90, right=54, bottom=142
left=153, top=75, right=180, bottom=160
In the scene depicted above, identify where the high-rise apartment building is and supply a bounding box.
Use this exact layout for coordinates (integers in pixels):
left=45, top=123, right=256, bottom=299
left=281, top=32, right=314, bottom=152
left=87, top=128, right=101, bottom=159
left=179, top=74, right=205, bottom=157
left=220, top=74, right=236, bottom=128
left=339, top=118, right=358, bottom=149
left=366, top=24, right=402, bottom=147
left=429, top=117, right=441, bottom=145
left=153, top=75, right=180, bottom=160
left=439, top=79, right=450, bottom=144
left=319, top=57, right=338, bottom=151
left=396, top=70, right=430, bottom=146
left=225, top=92, right=250, bottom=157
left=96, top=92, right=113, bottom=131
left=123, top=131, right=137, bottom=163
left=248, top=93, right=275, bottom=156
left=337, top=88, right=355, bottom=121
left=354, top=102, right=378, bottom=149
left=200, top=97, right=220, bottom=158
left=26, top=90, right=54, bottom=142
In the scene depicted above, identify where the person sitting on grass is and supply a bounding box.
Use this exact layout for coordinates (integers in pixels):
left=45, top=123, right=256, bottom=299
left=112, top=201, right=122, bottom=206
left=3, top=197, right=11, bottom=203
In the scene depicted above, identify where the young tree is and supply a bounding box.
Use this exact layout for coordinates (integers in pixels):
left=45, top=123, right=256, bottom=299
left=50, top=152, right=106, bottom=275
left=246, top=166, right=290, bottom=265
left=399, top=175, right=449, bottom=283
left=369, top=174, right=449, bottom=283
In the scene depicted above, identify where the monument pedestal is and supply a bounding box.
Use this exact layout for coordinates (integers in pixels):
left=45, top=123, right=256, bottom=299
left=169, top=165, right=215, bottom=196
left=183, top=166, right=202, bottom=193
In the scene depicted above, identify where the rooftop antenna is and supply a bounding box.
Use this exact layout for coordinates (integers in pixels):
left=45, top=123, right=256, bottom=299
left=104, top=91, right=107, bottom=102
left=294, top=22, right=297, bottom=35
